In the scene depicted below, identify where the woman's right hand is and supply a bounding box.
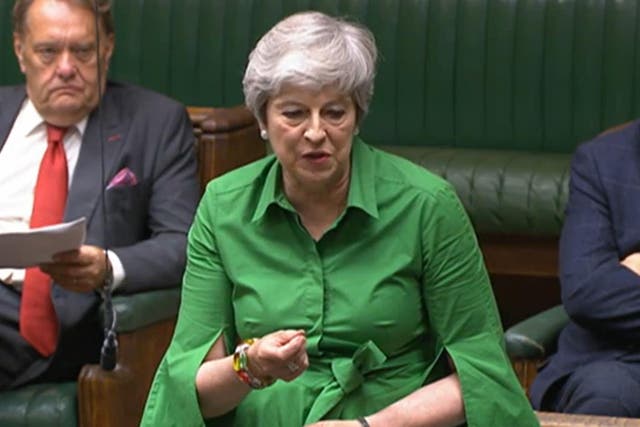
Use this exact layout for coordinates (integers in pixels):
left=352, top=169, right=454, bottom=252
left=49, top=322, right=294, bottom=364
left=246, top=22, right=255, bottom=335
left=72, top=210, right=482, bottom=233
left=246, top=329, right=308, bottom=382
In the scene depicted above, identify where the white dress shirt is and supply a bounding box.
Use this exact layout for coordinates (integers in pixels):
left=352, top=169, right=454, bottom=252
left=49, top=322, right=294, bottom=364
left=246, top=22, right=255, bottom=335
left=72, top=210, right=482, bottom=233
left=0, top=99, right=125, bottom=289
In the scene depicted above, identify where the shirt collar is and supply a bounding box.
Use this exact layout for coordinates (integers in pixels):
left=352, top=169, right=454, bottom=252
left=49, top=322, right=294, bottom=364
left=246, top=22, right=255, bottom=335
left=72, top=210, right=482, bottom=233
left=18, top=98, right=89, bottom=138
left=346, top=137, right=379, bottom=219
left=251, top=157, right=283, bottom=222
left=251, top=137, right=379, bottom=222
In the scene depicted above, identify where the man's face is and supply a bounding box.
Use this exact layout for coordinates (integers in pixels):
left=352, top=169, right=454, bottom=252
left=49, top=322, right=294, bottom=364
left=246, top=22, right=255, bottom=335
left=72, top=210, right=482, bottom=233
left=13, top=0, right=114, bottom=126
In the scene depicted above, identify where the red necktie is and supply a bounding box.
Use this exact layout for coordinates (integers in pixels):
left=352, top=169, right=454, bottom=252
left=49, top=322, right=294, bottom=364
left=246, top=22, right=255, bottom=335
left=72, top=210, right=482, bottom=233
left=19, top=124, right=69, bottom=357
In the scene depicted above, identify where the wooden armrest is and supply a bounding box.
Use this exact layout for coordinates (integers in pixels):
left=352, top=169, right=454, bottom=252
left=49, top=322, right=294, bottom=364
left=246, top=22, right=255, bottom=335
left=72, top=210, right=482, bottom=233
left=77, top=318, right=175, bottom=427
left=506, top=304, right=569, bottom=360
left=537, top=411, right=640, bottom=426
left=506, top=305, right=568, bottom=395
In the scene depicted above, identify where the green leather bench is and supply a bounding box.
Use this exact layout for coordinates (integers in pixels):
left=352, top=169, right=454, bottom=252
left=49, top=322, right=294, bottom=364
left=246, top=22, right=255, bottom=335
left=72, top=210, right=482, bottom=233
left=2, top=0, right=640, bottom=424
left=0, top=289, right=180, bottom=427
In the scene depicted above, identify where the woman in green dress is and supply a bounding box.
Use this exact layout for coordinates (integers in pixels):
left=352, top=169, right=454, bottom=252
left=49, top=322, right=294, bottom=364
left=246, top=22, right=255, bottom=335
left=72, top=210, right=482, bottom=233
left=142, top=11, right=539, bottom=427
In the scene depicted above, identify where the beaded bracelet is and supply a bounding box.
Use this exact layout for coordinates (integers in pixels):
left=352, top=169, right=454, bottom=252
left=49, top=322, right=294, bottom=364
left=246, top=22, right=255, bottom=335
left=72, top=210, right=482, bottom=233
left=357, top=416, right=370, bottom=427
left=232, top=338, right=274, bottom=389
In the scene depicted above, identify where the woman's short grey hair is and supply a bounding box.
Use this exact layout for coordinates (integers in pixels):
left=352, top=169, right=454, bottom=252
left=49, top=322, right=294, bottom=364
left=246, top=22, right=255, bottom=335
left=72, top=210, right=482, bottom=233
left=243, top=11, right=378, bottom=126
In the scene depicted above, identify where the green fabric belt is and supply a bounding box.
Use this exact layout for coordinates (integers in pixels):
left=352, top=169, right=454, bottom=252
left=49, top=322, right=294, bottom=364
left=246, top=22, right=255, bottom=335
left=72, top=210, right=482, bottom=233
left=305, top=341, right=427, bottom=423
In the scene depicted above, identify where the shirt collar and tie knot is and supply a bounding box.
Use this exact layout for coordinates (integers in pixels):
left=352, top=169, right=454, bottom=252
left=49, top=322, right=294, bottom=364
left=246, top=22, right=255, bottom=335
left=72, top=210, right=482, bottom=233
left=46, top=123, right=68, bottom=145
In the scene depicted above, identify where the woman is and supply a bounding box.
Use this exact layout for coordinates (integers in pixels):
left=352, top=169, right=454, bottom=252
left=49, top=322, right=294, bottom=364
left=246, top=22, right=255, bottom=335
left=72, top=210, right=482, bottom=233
left=142, top=11, right=538, bottom=427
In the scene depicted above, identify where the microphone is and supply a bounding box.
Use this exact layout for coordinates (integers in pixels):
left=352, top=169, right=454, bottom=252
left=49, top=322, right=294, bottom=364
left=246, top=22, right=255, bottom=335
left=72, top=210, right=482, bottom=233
left=100, top=287, right=118, bottom=370
left=99, top=256, right=117, bottom=370
left=93, top=0, right=118, bottom=371
left=100, top=330, right=118, bottom=371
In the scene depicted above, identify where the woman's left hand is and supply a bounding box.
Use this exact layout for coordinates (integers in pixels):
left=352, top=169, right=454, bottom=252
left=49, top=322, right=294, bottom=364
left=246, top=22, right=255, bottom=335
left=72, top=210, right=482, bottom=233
left=305, top=421, right=363, bottom=427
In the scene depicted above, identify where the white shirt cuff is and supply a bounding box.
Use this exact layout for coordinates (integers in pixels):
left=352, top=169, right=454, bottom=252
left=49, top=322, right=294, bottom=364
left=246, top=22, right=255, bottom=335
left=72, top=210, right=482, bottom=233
left=0, top=268, right=25, bottom=287
left=106, top=250, right=125, bottom=290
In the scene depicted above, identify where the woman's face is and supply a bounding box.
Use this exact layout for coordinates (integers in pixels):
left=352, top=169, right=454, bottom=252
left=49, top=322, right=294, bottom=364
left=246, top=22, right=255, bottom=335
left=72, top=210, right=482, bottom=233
left=265, top=84, right=357, bottom=193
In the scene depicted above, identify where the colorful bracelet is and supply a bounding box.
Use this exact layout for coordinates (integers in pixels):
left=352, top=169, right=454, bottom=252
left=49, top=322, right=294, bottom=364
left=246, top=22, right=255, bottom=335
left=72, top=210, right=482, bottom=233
left=232, top=338, right=274, bottom=389
left=357, top=416, right=370, bottom=427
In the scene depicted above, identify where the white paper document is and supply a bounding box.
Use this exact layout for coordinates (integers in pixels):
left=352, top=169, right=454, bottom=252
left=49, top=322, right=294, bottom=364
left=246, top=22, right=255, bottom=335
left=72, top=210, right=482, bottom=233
left=0, top=217, right=86, bottom=268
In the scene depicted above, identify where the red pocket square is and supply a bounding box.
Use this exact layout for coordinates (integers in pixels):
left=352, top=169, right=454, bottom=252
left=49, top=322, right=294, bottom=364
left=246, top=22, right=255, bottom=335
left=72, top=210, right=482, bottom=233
left=107, top=168, right=138, bottom=190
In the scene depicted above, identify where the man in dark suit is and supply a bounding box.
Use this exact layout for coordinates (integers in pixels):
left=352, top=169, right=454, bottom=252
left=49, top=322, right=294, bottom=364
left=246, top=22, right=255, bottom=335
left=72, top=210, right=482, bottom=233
left=0, top=0, right=199, bottom=389
left=530, top=121, right=640, bottom=417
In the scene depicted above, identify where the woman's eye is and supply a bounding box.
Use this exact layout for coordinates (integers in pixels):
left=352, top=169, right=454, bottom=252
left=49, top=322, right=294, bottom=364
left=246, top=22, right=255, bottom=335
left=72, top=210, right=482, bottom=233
left=325, top=109, right=345, bottom=121
left=282, top=110, right=304, bottom=119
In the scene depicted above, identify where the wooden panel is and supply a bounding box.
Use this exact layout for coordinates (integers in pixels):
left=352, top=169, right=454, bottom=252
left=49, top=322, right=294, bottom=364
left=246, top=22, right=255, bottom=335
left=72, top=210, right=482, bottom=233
left=198, top=125, right=264, bottom=189
left=479, top=234, right=559, bottom=278
left=491, top=274, right=561, bottom=328
left=512, top=359, right=544, bottom=398
left=188, top=105, right=266, bottom=192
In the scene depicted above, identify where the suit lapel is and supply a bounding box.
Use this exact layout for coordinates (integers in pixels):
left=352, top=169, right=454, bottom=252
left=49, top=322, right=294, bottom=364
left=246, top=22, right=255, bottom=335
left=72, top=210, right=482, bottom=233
left=65, top=91, right=128, bottom=225
left=0, top=86, right=27, bottom=150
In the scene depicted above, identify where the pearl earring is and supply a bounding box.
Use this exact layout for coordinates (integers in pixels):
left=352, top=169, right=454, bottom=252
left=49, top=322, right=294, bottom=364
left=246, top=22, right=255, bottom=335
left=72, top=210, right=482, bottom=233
left=354, top=127, right=360, bottom=136
left=260, top=129, right=268, bottom=140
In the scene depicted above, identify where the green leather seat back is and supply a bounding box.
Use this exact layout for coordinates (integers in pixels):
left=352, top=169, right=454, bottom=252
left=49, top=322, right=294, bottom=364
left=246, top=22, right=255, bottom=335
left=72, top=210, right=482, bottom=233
left=0, top=383, right=77, bottom=427
left=2, top=0, right=640, bottom=153
left=381, top=145, right=571, bottom=235
left=0, top=4, right=21, bottom=85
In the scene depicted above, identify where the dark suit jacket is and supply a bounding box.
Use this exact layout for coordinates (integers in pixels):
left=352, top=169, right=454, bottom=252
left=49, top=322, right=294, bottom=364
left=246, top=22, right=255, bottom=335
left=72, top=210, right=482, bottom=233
left=531, top=120, right=640, bottom=408
left=0, top=81, right=199, bottom=386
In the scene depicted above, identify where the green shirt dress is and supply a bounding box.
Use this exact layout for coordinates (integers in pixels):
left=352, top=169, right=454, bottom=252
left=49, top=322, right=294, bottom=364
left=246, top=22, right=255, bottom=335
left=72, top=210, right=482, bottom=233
left=141, top=139, right=539, bottom=427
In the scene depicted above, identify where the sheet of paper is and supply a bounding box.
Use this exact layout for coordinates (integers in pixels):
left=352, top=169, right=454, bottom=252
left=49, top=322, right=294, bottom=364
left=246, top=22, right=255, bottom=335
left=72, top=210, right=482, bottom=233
left=0, top=217, right=86, bottom=268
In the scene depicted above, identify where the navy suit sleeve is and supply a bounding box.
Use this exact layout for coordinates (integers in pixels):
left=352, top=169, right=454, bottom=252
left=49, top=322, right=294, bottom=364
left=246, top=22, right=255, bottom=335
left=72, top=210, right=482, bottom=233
left=112, top=104, right=199, bottom=293
left=559, top=142, right=640, bottom=341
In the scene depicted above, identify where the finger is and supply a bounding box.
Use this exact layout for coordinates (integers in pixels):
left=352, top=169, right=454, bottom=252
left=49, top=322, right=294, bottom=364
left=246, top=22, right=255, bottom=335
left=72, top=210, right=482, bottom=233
left=286, top=346, right=308, bottom=372
left=279, top=360, right=305, bottom=382
left=273, top=329, right=305, bottom=343
left=56, top=276, right=96, bottom=293
left=278, top=334, right=306, bottom=359
left=297, top=350, right=309, bottom=370
left=51, top=249, right=82, bottom=263
left=37, top=263, right=55, bottom=275
left=45, top=264, right=87, bottom=280
left=46, top=263, right=103, bottom=292
left=279, top=346, right=309, bottom=381
left=54, top=245, right=104, bottom=265
left=275, top=336, right=306, bottom=361
left=288, top=351, right=309, bottom=376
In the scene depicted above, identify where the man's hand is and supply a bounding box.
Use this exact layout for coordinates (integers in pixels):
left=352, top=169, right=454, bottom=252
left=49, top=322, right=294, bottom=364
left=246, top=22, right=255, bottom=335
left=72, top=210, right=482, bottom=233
left=39, top=245, right=110, bottom=292
left=621, top=252, right=640, bottom=276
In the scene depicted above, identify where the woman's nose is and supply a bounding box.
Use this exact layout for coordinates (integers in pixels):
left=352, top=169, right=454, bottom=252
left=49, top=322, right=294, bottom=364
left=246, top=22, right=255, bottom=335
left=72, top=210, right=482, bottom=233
left=304, top=115, right=326, bottom=142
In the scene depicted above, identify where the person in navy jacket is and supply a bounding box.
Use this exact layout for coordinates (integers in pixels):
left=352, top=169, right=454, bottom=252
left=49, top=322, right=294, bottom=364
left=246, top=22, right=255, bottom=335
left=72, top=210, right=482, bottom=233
left=531, top=121, right=640, bottom=417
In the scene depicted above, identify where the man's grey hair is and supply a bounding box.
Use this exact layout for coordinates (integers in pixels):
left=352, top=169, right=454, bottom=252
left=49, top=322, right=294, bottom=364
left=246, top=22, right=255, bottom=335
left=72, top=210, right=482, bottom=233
left=243, top=11, right=378, bottom=126
left=13, top=0, right=114, bottom=37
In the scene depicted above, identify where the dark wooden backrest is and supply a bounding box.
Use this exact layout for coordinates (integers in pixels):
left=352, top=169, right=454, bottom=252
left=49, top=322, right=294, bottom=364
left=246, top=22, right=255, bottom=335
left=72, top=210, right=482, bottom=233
left=187, top=105, right=266, bottom=193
